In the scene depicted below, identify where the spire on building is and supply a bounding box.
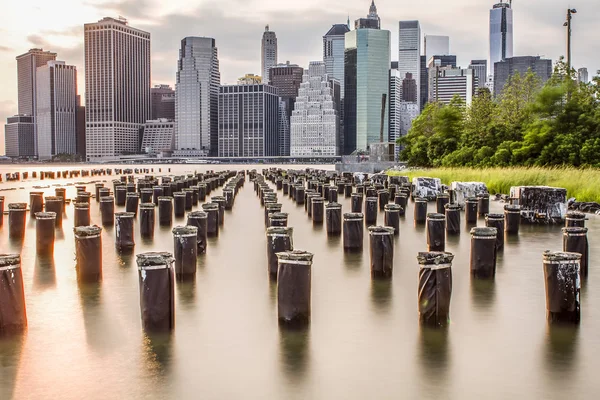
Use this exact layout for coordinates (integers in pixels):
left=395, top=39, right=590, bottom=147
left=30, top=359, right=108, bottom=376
left=347, top=15, right=350, bottom=29
left=369, top=1, right=378, bottom=19
left=265, top=25, right=269, bottom=32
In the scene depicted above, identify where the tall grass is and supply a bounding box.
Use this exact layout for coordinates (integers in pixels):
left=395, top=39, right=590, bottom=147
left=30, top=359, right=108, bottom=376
left=388, top=167, right=600, bottom=203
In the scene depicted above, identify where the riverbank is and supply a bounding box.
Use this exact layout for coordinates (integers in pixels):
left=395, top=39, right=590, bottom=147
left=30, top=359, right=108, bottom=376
left=388, top=167, right=600, bottom=203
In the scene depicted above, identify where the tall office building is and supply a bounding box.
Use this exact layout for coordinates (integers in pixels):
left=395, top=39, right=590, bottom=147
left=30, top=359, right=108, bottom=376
left=398, top=21, right=421, bottom=109
left=402, top=73, right=418, bottom=103
left=84, top=17, right=151, bottom=161
left=469, top=60, right=488, bottom=89
left=427, top=55, right=457, bottom=69
left=269, top=62, right=304, bottom=156
left=261, top=26, right=278, bottom=84
left=151, top=85, right=175, bottom=120
left=389, top=69, right=401, bottom=145
left=4, top=115, right=36, bottom=158
left=16, top=48, right=57, bottom=116
left=494, top=56, right=552, bottom=97
left=278, top=100, right=290, bottom=157
left=290, top=61, right=340, bottom=156
left=399, top=101, right=419, bottom=137
left=174, top=37, right=221, bottom=157
left=76, top=95, right=86, bottom=159
left=429, top=67, right=476, bottom=105
left=218, top=84, right=279, bottom=157
left=344, top=2, right=391, bottom=154
left=323, top=24, right=350, bottom=98
left=420, top=56, right=428, bottom=111
left=36, top=60, right=77, bottom=160
left=577, top=68, right=589, bottom=84
left=489, top=2, right=513, bottom=75
left=424, top=35, right=450, bottom=63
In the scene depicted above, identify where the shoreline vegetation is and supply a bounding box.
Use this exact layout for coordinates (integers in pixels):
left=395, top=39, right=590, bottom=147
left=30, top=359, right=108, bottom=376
left=387, top=167, right=600, bottom=203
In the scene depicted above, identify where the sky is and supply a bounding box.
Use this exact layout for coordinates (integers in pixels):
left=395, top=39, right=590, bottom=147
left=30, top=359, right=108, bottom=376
left=1, top=0, right=598, bottom=155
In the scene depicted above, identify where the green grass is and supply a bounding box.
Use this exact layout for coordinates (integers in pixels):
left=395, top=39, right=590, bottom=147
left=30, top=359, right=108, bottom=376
left=388, top=167, right=600, bottom=203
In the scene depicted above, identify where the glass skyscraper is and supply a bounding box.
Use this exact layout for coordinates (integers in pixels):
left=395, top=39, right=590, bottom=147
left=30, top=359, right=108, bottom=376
left=398, top=21, right=421, bottom=107
left=323, top=24, right=350, bottom=99
left=343, top=2, right=390, bottom=154
left=489, top=2, right=513, bottom=76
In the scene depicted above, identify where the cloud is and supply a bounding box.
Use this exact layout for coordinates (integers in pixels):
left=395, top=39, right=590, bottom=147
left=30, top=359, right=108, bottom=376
left=0, top=45, right=12, bottom=52
left=0, top=100, right=17, bottom=155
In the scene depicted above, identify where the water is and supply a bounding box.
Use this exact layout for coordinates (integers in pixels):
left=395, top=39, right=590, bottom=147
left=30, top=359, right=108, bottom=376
left=1, top=164, right=600, bottom=399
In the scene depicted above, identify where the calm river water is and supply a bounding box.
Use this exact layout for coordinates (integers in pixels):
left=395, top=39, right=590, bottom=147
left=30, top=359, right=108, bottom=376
left=0, top=164, right=599, bottom=399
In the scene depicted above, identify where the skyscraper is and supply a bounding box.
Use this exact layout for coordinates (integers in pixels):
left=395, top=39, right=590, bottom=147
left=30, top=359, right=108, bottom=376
left=141, top=119, right=175, bottom=155
left=419, top=55, right=428, bottom=111
left=578, top=68, right=589, bottom=84
left=398, top=21, right=421, bottom=109
left=424, top=35, right=450, bottom=63
left=290, top=61, right=340, bottom=156
left=489, top=2, right=513, bottom=75
left=269, top=62, right=304, bottom=156
left=16, top=48, right=57, bottom=116
left=344, top=2, right=390, bottom=154
left=174, top=37, right=221, bottom=157
left=151, top=85, right=175, bottom=120
left=76, top=95, right=86, bottom=159
left=84, top=17, right=151, bottom=161
left=36, top=60, right=77, bottom=160
left=218, top=84, right=279, bottom=157
left=261, top=26, right=278, bottom=84
left=355, top=0, right=381, bottom=29
left=469, top=60, right=488, bottom=89
left=323, top=24, right=350, bottom=98
left=493, top=56, right=552, bottom=97
left=388, top=69, right=401, bottom=145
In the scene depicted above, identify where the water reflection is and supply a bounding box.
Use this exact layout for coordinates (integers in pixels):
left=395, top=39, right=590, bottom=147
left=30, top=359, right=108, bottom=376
left=142, top=332, right=173, bottom=377
left=176, top=280, right=196, bottom=309
left=77, top=282, right=115, bottom=353
left=419, top=326, right=450, bottom=374
left=116, top=249, right=135, bottom=269
left=278, top=327, right=309, bottom=384
left=55, top=227, right=65, bottom=241
left=343, top=249, right=363, bottom=274
left=505, top=233, right=520, bottom=246
left=446, top=232, right=460, bottom=247
left=543, top=325, right=579, bottom=378
left=33, top=256, right=56, bottom=290
left=0, top=334, right=25, bottom=400
left=269, top=280, right=277, bottom=305
left=8, top=236, right=24, bottom=254
left=326, top=234, right=341, bottom=250
left=370, top=279, right=392, bottom=314
left=470, top=278, right=497, bottom=311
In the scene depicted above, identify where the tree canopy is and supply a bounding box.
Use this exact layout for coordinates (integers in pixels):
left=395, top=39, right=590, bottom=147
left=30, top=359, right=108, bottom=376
left=399, top=60, right=600, bottom=168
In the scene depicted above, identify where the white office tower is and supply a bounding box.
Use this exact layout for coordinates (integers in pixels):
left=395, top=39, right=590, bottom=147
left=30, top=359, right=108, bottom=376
left=429, top=67, right=476, bottom=105
left=84, top=17, right=151, bottom=161
left=174, top=37, right=221, bottom=157
left=424, top=35, right=450, bottom=62
left=577, top=68, right=589, bottom=84
left=141, top=119, right=174, bottom=156
left=399, top=101, right=419, bottom=136
left=398, top=21, right=421, bottom=106
left=388, top=69, right=402, bottom=144
left=261, top=26, right=278, bottom=84
left=278, top=100, right=290, bottom=157
left=290, top=62, right=339, bottom=156
left=36, top=61, right=77, bottom=160
left=489, top=2, right=513, bottom=75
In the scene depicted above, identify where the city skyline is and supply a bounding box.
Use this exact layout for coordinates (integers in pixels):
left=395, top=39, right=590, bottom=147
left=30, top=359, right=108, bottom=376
left=0, top=0, right=599, bottom=154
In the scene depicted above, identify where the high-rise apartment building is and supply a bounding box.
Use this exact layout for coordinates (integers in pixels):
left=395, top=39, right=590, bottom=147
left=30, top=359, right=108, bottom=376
left=261, top=26, right=278, bottom=84
left=577, top=68, right=589, bottom=84
left=36, top=60, right=77, bottom=160
left=389, top=69, right=401, bottom=145
left=290, top=61, right=340, bottom=156
left=424, top=35, right=450, bottom=62
left=323, top=24, right=350, bottom=99
left=4, top=115, right=36, bottom=158
left=494, top=56, right=552, bottom=97
left=269, top=62, right=304, bottom=156
left=16, top=48, right=57, bottom=116
left=141, top=119, right=174, bottom=155
left=429, top=67, right=476, bottom=105
left=84, top=17, right=151, bottom=161
left=398, top=21, right=421, bottom=109
left=218, top=84, right=279, bottom=157
left=490, top=2, right=513, bottom=75
left=469, top=60, right=488, bottom=89
left=344, top=3, right=390, bottom=154
left=151, top=85, right=175, bottom=120
left=174, top=37, right=221, bottom=157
